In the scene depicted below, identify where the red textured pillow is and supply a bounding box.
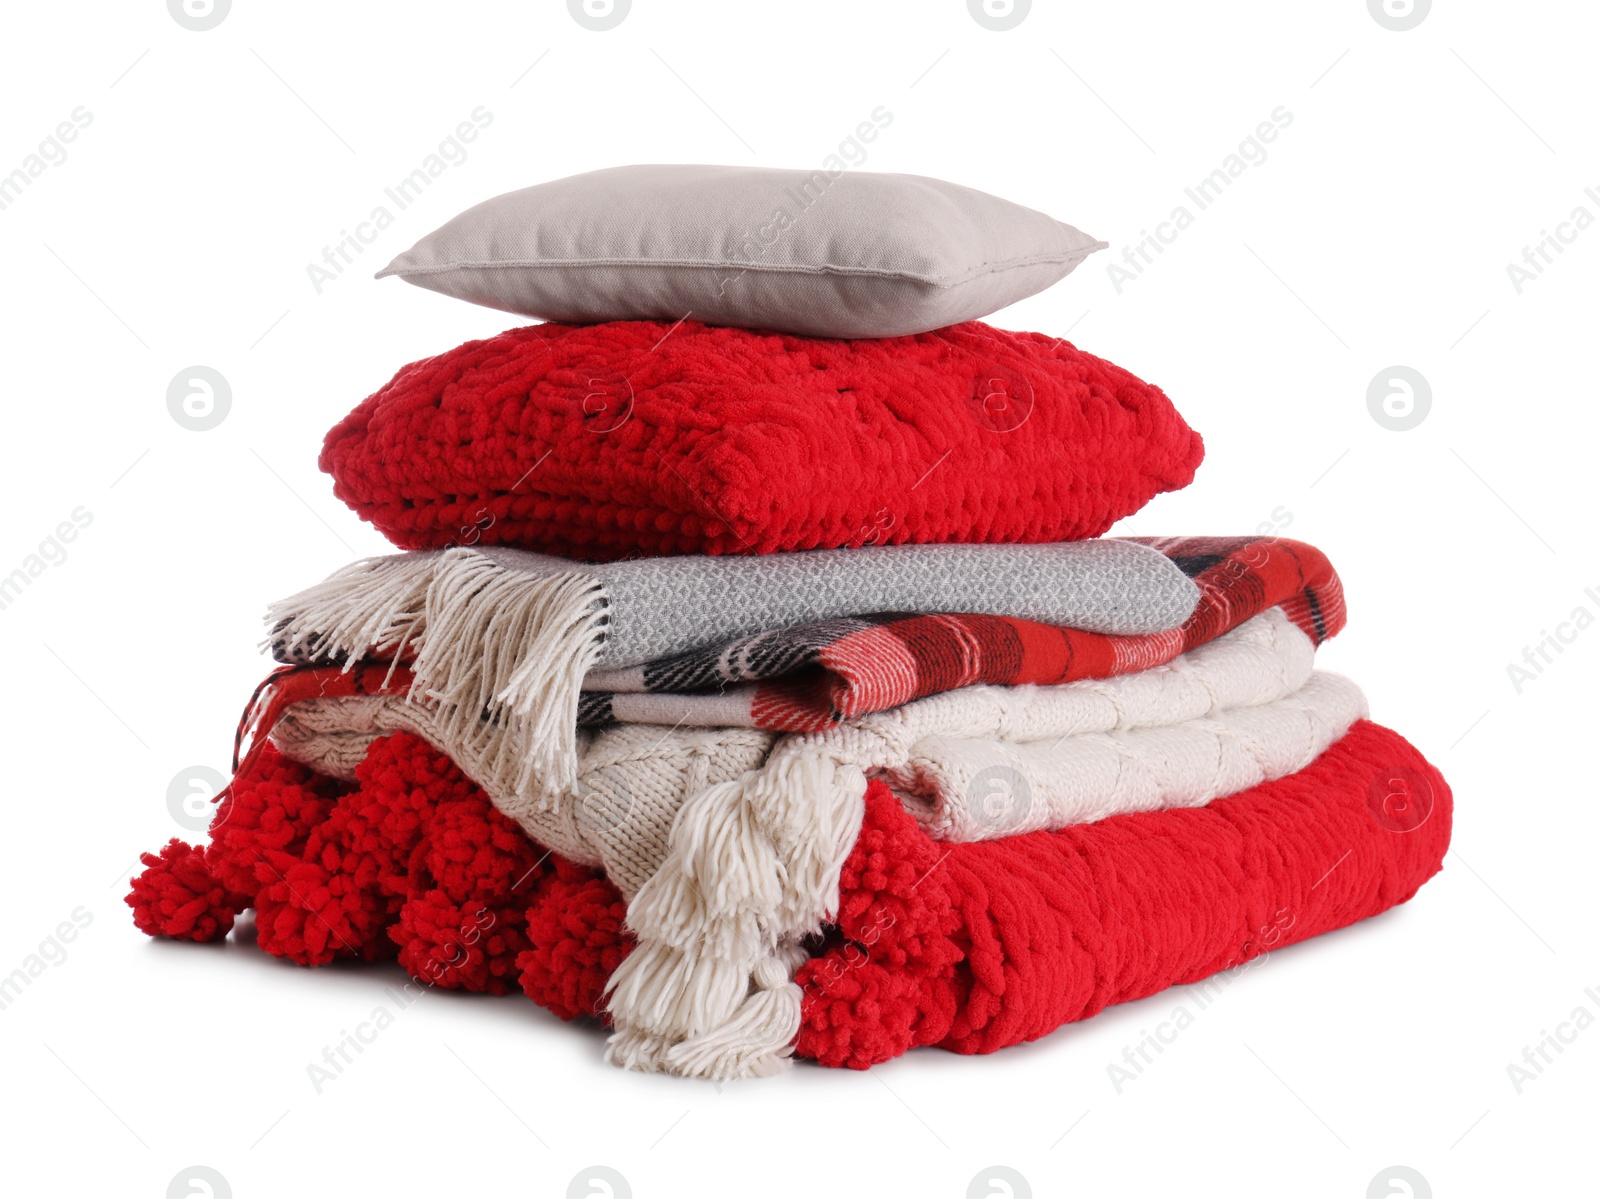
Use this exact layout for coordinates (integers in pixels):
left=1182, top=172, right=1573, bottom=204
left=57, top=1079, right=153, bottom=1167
left=321, top=320, right=1204, bottom=559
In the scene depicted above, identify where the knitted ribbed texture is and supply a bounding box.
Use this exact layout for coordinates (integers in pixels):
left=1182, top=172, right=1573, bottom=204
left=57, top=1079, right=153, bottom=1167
left=319, top=320, right=1204, bottom=559
left=797, top=719, right=1451, bottom=1066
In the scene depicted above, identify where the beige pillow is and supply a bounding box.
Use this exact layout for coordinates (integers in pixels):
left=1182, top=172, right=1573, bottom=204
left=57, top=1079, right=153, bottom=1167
left=377, top=164, right=1106, bottom=338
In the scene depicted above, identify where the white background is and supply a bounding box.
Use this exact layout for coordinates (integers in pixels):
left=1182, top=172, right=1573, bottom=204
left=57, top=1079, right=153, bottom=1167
left=0, top=1, right=1594, bottom=1196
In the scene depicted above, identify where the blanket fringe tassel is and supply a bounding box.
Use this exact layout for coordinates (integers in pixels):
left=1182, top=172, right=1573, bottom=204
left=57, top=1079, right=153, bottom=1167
left=604, top=750, right=868, bottom=1078
left=264, top=548, right=608, bottom=806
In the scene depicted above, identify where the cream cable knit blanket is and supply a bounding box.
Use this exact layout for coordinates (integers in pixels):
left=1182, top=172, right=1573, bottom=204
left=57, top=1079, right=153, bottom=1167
left=270, top=608, right=1365, bottom=1077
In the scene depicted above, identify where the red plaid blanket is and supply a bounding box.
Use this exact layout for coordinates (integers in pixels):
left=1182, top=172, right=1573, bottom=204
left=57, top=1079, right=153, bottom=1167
left=237, top=537, right=1342, bottom=756
left=581, top=534, right=1341, bottom=729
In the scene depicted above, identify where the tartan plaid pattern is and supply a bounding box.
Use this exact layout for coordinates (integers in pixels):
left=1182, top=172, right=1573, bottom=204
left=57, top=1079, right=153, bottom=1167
left=583, top=535, right=1342, bottom=730
left=237, top=536, right=1342, bottom=750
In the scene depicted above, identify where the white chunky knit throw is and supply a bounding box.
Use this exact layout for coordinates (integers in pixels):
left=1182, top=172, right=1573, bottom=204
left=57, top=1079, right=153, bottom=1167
left=270, top=607, right=1364, bottom=1078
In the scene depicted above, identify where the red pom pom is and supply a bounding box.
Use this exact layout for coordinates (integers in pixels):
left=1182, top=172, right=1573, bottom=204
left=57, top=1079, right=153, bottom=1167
left=795, top=781, right=962, bottom=1068
left=207, top=745, right=346, bottom=897
left=422, top=793, right=548, bottom=904
left=129, top=730, right=627, bottom=1027
left=126, top=839, right=245, bottom=943
left=393, top=891, right=529, bottom=994
left=353, top=732, right=482, bottom=859
left=795, top=958, right=931, bottom=1070
left=254, top=858, right=395, bottom=966
left=518, top=860, right=632, bottom=1022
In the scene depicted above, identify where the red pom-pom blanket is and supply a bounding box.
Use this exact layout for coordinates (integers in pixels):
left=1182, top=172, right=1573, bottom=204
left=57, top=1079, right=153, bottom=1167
left=128, top=720, right=1448, bottom=1070
left=796, top=719, right=1449, bottom=1067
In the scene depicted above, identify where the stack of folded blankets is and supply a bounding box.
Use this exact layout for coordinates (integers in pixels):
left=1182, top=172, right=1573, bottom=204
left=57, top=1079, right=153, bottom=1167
left=128, top=165, right=1451, bottom=1078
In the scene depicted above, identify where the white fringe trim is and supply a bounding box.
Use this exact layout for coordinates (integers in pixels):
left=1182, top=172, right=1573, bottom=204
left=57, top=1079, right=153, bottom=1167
left=605, top=944, right=810, bottom=1080
left=265, top=548, right=609, bottom=804
left=603, top=753, right=867, bottom=1078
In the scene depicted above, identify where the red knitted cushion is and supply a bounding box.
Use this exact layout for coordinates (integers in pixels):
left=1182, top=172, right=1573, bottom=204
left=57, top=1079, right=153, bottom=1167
left=320, top=320, right=1204, bottom=559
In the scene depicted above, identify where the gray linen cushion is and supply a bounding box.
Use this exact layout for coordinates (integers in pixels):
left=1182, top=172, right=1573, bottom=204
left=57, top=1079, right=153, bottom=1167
left=376, top=164, right=1106, bottom=338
